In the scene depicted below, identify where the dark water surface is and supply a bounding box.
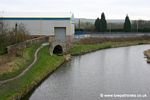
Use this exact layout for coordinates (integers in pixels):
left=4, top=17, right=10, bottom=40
left=29, top=45, right=150, bottom=100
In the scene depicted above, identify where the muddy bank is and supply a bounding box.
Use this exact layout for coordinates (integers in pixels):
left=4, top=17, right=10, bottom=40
left=144, top=49, right=150, bottom=63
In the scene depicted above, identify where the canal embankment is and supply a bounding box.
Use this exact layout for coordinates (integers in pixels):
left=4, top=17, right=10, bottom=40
left=1, top=37, right=150, bottom=100
left=0, top=46, right=65, bottom=100
left=29, top=44, right=150, bottom=100
left=144, top=49, right=150, bottom=63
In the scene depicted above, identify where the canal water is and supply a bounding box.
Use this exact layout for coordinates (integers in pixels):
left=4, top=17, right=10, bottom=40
left=29, top=45, right=150, bottom=100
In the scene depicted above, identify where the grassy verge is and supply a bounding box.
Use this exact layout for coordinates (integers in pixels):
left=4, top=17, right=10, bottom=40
left=1, top=39, right=150, bottom=100
left=0, top=46, right=65, bottom=100
left=0, top=45, right=39, bottom=81
left=70, top=40, right=150, bottom=55
left=70, top=43, right=111, bottom=55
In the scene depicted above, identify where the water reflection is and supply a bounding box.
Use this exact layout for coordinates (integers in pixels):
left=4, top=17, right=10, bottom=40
left=29, top=45, right=150, bottom=100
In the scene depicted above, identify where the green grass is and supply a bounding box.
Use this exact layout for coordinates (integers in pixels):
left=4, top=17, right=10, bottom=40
left=70, top=40, right=150, bottom=55
left=1, top=40, right=150, bottom=100
left=0, top=46, right=65, bottom=100
left=0, top=45, right=39, bottom=81
left=70, top=43, right=112, bottom=55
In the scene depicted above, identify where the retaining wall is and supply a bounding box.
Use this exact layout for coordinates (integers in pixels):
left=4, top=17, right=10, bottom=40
left=7, top=36, right=49, bottom=56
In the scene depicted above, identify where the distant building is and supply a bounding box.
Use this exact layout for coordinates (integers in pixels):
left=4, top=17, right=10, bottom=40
left=0, top=12, right=75, bottom=54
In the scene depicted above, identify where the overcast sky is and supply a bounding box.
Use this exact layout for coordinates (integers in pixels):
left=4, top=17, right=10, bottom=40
left=0, top=0, right=150, bottom=20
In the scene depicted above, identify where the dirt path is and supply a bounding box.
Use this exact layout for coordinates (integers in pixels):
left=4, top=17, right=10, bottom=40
left=0, top=45, right=45, bottom=85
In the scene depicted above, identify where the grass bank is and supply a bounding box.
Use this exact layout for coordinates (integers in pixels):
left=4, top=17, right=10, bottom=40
left=1, top=39, right=150, bottom=100
left=0, top=46, right=65, bottom=100
left=144, top=49, right=150, bottom=63
left=70, top=40, right=150, bottom=55
left=0, top=45, right=39, bottom=81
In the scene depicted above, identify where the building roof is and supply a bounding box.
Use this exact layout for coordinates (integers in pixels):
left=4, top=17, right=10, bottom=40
left=0, top=12, right=73, bottom=18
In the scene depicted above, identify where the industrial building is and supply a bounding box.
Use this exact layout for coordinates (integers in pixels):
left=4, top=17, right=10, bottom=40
left=0, top=12, right=75, bottom=54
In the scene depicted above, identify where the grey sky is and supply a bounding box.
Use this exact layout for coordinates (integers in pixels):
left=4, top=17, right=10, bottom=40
left=0, top=0, right=150, bottom=20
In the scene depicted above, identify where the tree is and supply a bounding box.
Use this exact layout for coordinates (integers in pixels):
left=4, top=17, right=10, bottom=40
left=95, top=12, right=107, bottom=32
left=124, top=15, right=131, bottom=32
left=0, top=23, right=28, bottom=55
left=100, top=12, right=107, bottom=32
left=94, top=17, right=100, bottom=31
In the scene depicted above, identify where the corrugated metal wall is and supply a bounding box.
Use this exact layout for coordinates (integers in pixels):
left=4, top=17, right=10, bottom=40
left=2, top=19, right=74, bottom=36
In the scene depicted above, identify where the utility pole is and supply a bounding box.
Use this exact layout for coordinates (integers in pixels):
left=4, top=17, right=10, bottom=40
left=40, top=18, right=42, bottom=35
left=15, top=23, right=18, bottom=42
left=109, top=23, right=111, bottom=33
left=137, top=20, right=139, bottom=32
left=79, top=19, right=80, bottom=30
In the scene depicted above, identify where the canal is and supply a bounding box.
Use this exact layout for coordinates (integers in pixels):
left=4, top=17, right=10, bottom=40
left=29, top=45, right=150, bottom=100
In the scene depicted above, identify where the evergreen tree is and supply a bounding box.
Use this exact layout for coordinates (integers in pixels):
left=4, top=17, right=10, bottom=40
left=94, top=17, right=100, bottom=31
left=124, top=15, right=131, bottom=32
left=100, top=12, right=107, bottom=32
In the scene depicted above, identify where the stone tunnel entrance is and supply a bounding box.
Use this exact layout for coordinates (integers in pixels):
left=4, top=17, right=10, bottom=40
left=53, top=45, right=63, bottom=55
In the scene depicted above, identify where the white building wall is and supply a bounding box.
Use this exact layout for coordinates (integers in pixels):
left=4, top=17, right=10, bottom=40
left=3, top=19, right=74, bottom=36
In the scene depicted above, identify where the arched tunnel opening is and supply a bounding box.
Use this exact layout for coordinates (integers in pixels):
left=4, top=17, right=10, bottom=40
left=53, top=45, right=63, bottom=55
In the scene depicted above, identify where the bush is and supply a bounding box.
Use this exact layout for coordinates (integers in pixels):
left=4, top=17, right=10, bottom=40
left=0, top=24, right=29, bottom=55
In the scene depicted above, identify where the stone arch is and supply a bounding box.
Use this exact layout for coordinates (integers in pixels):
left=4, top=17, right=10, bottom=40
left=53, top=45, right=63, bottom=55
